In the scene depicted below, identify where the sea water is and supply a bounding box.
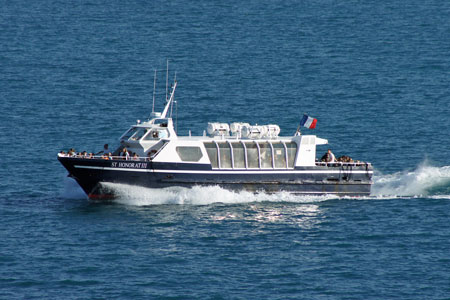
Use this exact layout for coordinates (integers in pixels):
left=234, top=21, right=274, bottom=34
left=1, top=0, right=449, bottom=299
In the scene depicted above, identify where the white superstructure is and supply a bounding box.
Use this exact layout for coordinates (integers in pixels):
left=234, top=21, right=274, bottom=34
left=114, top=74, right=329, bottom=169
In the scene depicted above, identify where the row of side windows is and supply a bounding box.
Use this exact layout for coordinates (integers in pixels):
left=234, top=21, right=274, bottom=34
left=204, top=141, right=297, bottom=169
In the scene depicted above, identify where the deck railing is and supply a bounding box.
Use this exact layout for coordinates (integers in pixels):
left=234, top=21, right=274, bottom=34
left=58, top=153, right=371, bottom=167
left=315, top=161, right=371, bottom=167
left=58, top=153, right=152, bottom=161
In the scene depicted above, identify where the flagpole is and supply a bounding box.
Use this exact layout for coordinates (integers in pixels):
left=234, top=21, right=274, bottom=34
left=295, top=124, right=301, bottom=136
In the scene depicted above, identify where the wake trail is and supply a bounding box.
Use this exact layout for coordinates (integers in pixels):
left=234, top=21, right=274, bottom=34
left=372, top=164, right=450, bottom=198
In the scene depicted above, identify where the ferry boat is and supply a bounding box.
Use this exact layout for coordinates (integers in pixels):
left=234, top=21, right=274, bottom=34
left=58, top=70, right=373, bottom=199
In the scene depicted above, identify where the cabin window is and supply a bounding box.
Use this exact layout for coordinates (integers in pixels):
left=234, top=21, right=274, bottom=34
left=259, top=142, right=273, bottom=169
left=153, top=119, right=169, bottom=127
left=176, top=146, right=203, bottom=162
left=204, top=142, right=218, bottom=168
left=245, top=142, right=259, bottom=168
left=285, top=142, right=297, bottom=168
left=231, top=142, right=245, bottom=168
left=147, top=140, right=167, bottom=158
left=272, top=142, right=287, bottom=168
left=218, top=142, right=232, bottom=168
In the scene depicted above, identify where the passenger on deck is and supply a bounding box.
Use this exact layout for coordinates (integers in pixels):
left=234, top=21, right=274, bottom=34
left=152, top=131, right=159, bottom=139
left=321, top=149, right=336, bottom=162
left=68, top=148, right=76, bottom=156
left=107, top=153, right=113, bottom=160
left=121, top=148, right=130, bottom=160
left=132, top=153, right=140, bottom=161
left=96, top=144, right=109, bottom=155
left=327, top=149, right=336, bottom=162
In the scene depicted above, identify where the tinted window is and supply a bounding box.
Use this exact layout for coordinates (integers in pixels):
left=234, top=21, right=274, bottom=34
left=122, top=127, right=138, bottom=140
left=131, top=128, right=148, bottom=140
left=176, top=146, right=203, bottom=162
left=272, top=142, right=286, bottom=168
left=143, top=129, right=169, bottom=140
left=259, top=142, right=273, bottom=168
left=204, top=142, right=218, bottom=168
left=231, top=142, right=245, bottom=168
left=218, top=143, right=232, bottom=168
left=245, top=142, right=259, bottom=168
left=286, top=142, right=297, bottom=168
left=147, top=140, right=167, bottom=159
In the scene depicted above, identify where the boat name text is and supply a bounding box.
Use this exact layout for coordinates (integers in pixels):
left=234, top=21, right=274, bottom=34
left=111, top=162, right=148, bottom=169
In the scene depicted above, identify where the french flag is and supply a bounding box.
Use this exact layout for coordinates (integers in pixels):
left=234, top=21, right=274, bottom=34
left=300, top=114, right=317, bottom=129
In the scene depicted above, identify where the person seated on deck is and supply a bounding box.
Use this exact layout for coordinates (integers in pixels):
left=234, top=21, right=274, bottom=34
left=107, top=153, right=113, bottom=160
left=152, top=131, right=159, bottom=139
left=321, top=149, right=336, bottom=163
left=132, top=153, right=140, bottom=161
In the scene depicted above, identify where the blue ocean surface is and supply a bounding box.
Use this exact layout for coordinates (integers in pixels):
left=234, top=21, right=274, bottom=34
left=1, top=0, right=449, bottom=299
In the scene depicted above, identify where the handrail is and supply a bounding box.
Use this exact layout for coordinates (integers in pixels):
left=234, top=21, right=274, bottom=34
left=58, top=153, right=372, bottom=167
left=58, top=153, right=153, bottom=162
left=315, top=161, right=371, bottom=167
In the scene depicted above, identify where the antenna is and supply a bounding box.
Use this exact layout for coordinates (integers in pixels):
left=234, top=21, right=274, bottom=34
left=175, top=99, right=178, bottom=133
left=165, top=59, right=169, bottom=102
left=152, top=69, right=157, bottom=113
left=174, top=71, right=177, bottom=132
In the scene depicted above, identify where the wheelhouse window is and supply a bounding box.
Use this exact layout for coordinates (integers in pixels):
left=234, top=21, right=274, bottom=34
left=153, top=119, right=169, bottom=127
left=143, top=128, right=169, bottom=140
left=122, top=127, right=139, bottom=140
left=176, top=146, right=203, bottom=162
left=130, top=128, right=148, bottom=141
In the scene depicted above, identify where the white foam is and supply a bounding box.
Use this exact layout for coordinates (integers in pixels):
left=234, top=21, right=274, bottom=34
left=372, top=163, right=450, bottom=198
left=101, top=182, right=336, bottom=206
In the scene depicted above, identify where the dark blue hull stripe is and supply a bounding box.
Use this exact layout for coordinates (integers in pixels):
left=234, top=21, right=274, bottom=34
left=74, top=165, right=373, bottom=175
